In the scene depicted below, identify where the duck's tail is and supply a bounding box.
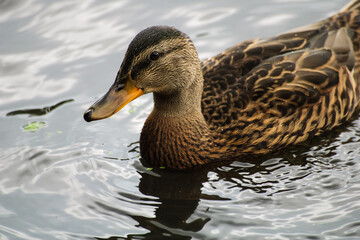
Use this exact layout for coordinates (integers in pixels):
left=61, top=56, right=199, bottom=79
left=341, top=0, right=360, bottom=12
left=338, top=0, right=360, bottom=110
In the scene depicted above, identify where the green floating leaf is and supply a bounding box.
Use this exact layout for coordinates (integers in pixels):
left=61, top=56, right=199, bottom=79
left=23, top=121, right=46, bottom=132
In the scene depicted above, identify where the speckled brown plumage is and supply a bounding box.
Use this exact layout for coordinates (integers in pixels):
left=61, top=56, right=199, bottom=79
left=84, top=0, right=360, bottom=170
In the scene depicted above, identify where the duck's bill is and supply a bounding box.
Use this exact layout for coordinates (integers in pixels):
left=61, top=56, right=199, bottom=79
left=83, top=78, right=143, bottom=122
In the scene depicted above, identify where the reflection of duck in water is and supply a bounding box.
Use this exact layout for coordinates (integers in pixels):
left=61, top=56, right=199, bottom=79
left=136, top=169, right=211, bottom=237
left=85, top=0, right=360, bottom=170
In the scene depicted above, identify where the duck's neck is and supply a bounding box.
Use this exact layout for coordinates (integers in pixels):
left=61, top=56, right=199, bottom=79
left=152, top=75, right=203, bottom=117
left=140, top=74, right=226, bottom=169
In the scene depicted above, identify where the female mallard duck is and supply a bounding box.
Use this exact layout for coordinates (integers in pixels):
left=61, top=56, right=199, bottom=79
left=84, top=0, right=360, bottom=170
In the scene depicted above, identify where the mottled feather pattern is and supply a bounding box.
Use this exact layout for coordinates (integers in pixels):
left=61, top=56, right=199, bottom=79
left=140, top=112, right=226, bottom=169
left=199, top=7, right=360, bottom=157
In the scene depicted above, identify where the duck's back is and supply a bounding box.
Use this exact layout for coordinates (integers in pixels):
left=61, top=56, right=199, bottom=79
left=200, top=1, right=360, bottom=154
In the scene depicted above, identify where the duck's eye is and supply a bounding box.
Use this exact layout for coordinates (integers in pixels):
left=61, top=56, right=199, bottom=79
left=149, top=51, right=160, bottom=61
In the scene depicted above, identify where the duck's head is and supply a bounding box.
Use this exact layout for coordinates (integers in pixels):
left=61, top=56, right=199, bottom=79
left=84, top=26, right=201, bottom=122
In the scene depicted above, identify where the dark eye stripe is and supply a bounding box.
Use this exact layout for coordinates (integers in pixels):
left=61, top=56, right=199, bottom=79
left=130, top=45, right=186, bottom=80
left=131, top=59, right=151, bottom=80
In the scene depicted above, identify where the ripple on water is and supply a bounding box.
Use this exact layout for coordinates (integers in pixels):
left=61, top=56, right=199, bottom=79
left=195, top=122, right=360, bottom=239
left=0, top=144, right=156, bottom=239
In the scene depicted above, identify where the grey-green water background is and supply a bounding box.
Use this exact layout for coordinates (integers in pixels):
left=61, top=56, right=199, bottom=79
left=1, top=0, right=360, bottom=239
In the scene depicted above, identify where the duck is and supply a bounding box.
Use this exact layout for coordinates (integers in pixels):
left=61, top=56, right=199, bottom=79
left=84, top=0, right=360, bottom=170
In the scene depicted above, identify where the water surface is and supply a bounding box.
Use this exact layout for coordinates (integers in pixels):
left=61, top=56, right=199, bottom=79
left=1, top=0, right=360, bottom=239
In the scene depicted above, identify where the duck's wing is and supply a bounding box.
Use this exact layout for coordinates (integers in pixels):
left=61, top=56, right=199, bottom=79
left=202, top=0, right=360, bottom=91
left=201, top=36, right=312, bottom=124
left=247, top=46, right=357, bottom=118
left=202, top=6, right=360, bottom=126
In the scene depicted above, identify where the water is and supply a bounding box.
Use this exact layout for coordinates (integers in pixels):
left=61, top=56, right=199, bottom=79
left=1, top=0, right=360, bottom=239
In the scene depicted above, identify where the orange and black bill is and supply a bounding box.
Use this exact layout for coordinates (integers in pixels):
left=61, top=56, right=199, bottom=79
left=83, top=75, right=143, bottom=122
